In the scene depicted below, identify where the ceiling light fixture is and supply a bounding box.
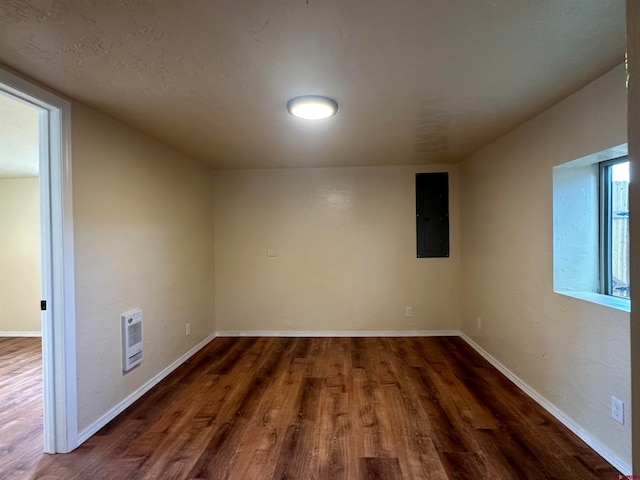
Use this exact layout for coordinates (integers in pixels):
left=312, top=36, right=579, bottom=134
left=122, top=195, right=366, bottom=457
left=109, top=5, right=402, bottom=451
left=287, top=95, right=338, bottom=120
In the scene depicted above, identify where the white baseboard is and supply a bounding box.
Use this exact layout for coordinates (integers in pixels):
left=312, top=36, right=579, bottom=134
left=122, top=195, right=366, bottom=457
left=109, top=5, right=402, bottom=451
left=215, top=330, right=460, bottom=337
left=0, top=331, right=42, bottom=337
left=458, top=331, right=631, bottom=476
left=76, top=332, right=217, bottom=446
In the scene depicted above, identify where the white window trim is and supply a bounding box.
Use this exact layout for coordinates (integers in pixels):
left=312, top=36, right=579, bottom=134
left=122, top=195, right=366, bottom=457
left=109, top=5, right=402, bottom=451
left=555, top=290, right=630, bottom=312
left=553, top=143, right=630, bottom=314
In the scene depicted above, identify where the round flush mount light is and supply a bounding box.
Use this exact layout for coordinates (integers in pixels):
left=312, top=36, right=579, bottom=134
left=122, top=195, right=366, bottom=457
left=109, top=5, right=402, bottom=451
left=287, top=95, right=338, bottom=120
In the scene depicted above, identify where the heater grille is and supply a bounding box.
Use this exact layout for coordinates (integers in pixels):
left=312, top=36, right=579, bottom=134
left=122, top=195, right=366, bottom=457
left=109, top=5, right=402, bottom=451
left=128, top=321, right=142, bottom=346
left=122, top=310, right=143, bottom=372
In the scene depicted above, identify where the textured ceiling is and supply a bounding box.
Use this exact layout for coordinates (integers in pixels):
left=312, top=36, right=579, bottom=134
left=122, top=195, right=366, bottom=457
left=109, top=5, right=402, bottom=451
left=0, top=0, right=626, bottom=169
left=0, top=91, right=39, bottom=178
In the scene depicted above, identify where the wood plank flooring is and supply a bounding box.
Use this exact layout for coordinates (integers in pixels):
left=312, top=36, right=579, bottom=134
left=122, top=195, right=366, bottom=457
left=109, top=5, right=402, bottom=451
left=3, top=336, right=622, bottom=479
left=0, top=337, right=43, bottom=480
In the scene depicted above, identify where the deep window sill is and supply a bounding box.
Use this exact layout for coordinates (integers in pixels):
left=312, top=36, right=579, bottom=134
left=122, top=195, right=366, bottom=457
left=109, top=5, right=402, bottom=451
left=554, top=290, right=630, bottom=313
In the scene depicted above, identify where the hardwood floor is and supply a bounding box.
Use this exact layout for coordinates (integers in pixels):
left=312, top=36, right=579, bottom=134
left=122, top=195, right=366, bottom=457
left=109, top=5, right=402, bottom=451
left=0, top=337, right=43, bottom=480
left=5, top=336, right=622, bottom=479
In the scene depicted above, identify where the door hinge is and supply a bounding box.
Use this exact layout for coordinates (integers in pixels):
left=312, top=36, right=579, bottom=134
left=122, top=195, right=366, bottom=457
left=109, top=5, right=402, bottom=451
left=41, top=300, right=47, bottom=311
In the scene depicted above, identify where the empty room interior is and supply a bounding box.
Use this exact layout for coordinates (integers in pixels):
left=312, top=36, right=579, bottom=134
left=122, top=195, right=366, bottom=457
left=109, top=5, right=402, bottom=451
left=1, top=1, right=640, bottom=478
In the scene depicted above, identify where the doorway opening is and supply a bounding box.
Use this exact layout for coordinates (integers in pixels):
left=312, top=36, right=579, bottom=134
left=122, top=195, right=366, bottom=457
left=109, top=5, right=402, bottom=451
left=0, top=91, right=43, bottom=473
left=0, top=67, right=77, bottom=456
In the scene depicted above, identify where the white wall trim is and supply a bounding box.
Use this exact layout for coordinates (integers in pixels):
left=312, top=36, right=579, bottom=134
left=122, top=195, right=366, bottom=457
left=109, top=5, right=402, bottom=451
left=0, top=331, right=42, bottom=337
left=458, top=331, right=631, bottom=476
left=216, top=330, right=460, bottom=337
left=76, top=332, right=217, bottom=446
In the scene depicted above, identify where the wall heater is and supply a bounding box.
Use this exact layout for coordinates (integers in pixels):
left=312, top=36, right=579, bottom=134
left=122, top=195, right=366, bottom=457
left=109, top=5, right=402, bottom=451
left=122, top=309, right=143, bottom=372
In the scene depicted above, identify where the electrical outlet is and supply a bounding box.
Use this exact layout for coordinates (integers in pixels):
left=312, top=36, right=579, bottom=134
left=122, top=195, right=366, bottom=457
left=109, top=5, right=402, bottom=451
left=611, top=396, right=624, bottom=424
left=476, top=317, right=482, bottom=330
left=405, top=306, right=413, bottom=317
left=186, top=323, right=191, bottom=336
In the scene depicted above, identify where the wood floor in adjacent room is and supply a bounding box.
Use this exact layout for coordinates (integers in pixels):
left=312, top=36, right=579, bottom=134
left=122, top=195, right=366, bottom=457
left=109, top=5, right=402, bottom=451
left=0, top=337, right=43, bottom=480
left=4, top=336, right=621, bottom=479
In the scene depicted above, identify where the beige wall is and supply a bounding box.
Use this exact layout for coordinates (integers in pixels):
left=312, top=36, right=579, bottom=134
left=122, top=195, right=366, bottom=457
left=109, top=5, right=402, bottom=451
left=0, top=177, right=41, bottom=333
left=71, top=102, right=216, bottom=432
left=627, top=0, right=640, bottom=473
left=460, top=65, right=630, bottom=463
left=214, top=165, right=460, bottom=333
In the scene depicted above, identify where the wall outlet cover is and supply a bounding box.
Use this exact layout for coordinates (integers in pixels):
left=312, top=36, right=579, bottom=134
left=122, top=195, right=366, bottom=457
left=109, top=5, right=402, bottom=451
left=611, top=396, right=624, bottom=424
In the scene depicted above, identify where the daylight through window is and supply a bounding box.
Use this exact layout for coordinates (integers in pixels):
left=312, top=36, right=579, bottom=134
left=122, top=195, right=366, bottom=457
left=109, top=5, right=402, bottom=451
left=600, top=158, right=630, bottom=298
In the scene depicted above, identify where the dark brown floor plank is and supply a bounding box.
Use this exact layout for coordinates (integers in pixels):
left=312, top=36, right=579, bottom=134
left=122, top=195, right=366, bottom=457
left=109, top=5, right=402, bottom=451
left=359, top=457, right=404, bottom=480
left=441, top=452, right=488, bottom=480
left=270, top=376, right=325, bottom=479
left=316, top=338, right=354, bottom=480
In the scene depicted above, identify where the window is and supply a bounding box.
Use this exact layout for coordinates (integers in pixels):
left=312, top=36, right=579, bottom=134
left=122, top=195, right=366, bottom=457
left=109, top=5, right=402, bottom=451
left=599, top=157, right=630, bottom=298
left=552, top=144, right=630, bottom=311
